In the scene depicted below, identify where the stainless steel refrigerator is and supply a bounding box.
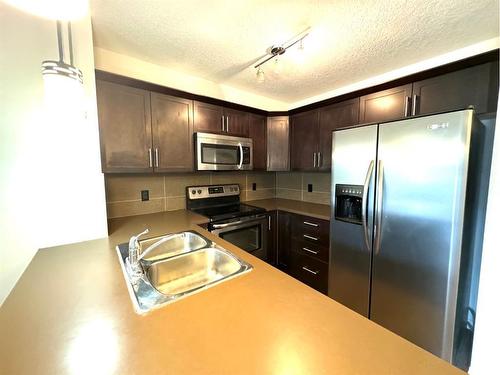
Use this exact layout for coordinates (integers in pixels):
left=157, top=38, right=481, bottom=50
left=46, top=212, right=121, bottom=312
left=329, top=109, right=492, bottom=369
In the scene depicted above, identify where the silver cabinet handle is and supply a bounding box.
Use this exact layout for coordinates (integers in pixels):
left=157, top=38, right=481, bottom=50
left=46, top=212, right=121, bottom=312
left=404, top=96, right=411, bottom=117
left=374, top=160, right=384, bottom=255
left=313, top=152, right=317, bottom=168
left=302, top=266, right=319, bottom=275
left=303, top=234, right=318, bottom=241
left=148, top=148, right=153, bottom=168
left=361, top=160, right=375, bottom=252
left=221, top=116, right=224, bottom=132
left=268, top=216, right=271, bottom=231
left=303, top=221, right=319, bottom=227
left=154, top=148, right=159, bottom=168
left=226, top=116, right=229, bottom=133
left=412, top=94, right=418, bottom=116
left=302, top=247, right=319, bottom=255
left=317, top=152, right=321, bottom=167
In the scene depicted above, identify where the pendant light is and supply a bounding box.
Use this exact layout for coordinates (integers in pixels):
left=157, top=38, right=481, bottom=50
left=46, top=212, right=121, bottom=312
left=42, top=21, right=83, bottom=84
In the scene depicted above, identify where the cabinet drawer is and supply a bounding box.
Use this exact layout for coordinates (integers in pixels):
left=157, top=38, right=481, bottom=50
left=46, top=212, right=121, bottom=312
left=291, top=214, right=330, bottom=246
left=290, top=252, right=328, bottom=294
left=292, top=240, right=329, bottom=263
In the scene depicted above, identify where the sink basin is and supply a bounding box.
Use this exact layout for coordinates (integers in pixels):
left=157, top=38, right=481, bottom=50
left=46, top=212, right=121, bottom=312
left=139, top=231, right=208, bottom=261
left=115, top=230, right=252, bottom=314
left=146, top=247, right=242, bottom=295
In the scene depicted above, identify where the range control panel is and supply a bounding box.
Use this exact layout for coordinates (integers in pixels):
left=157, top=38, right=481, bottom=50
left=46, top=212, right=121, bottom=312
left=187, top=184, right=240, bottom=200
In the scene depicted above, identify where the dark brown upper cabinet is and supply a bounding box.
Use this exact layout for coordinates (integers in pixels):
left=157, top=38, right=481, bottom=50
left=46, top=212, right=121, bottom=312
left=267, top=116, right=290, bottom=171
left=318, top=98, right=359, bottom=171
left=151, top=93, right=194, bottom=172
left=359, top=84, right=413, bottom=124
left=193, top=101, right=224, bottom=134
left=224, top=108, right=249, bottom=136
left=248, top=113, right=267, bottom=170
left=290, top=110, right=320, bottom=171
left=193, top=101, right=249, bottom=137
left=412, top=61, right=499, bottom=116
left=97, top=81, right=153, bottom=173
left=290, top=100, right=359, bottom=172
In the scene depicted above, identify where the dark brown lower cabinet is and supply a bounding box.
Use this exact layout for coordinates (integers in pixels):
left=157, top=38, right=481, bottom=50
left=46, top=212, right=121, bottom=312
left=271, top=210, right=330, bottom=294
left=276, top=211, right=292, bottom=272
left=289, top=252, right=329, bottom=294
left=266, top=211, right=277, bottom=265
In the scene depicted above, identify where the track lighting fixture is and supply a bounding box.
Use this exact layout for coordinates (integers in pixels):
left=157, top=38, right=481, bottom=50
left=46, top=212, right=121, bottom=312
left=254, top=27, right=310, bottom=82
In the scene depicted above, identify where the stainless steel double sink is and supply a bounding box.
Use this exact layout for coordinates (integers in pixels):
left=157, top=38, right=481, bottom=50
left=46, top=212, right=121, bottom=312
left=116, top=231, right=253, bottom=314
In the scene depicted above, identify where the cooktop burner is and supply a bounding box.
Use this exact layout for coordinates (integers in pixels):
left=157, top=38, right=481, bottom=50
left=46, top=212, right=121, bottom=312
left=186, top=183, right=265, bottom=222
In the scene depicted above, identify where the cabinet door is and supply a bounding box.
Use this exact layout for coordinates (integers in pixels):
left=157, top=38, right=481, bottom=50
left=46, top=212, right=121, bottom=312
left=224, top=108, right=249, bottom=136
left=277, top=211, right=292, bottom=272
left=318, top=98, right=359, bottom=171
left=96, top=80, right=153, bottom=173
left=151, top=93, right=194, bottom=172
left=290, top=110, right=319, bottom=171
left=267, top=116, right=289, bottom=171
left=248, top=114, right=267, bottom=170
left=193, top=101, right=224, bottom=134
left=266, top=211, right=277, bottom=265
left=359, top=84, right=413, bottom=124
left=413, top=62, right=499, bottom=116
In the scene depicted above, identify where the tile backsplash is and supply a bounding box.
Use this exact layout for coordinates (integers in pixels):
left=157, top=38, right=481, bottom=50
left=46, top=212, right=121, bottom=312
left=105, top=171, right=331, bottom=219
left=105, top=172, right=276, bottom=218
left=276, top=172, right=331, bottom=205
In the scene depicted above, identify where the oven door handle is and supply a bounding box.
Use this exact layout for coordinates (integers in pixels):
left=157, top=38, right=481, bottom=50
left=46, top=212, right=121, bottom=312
left=211, top=215, right=266, bottom=229
left=238, top=143, right=243, bottom=169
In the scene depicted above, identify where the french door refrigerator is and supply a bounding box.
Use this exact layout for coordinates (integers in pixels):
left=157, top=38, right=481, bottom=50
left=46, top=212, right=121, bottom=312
left=329, top=109, right=490, bottom=369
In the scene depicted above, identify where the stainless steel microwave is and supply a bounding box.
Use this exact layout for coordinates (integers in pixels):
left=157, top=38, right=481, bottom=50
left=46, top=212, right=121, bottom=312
left=195, top=132, right=253, bottom=171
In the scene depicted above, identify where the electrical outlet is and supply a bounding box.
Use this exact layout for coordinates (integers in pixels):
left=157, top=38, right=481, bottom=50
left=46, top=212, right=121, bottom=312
left=252, top=182, right=257, bottom=191
left=141, top=190, right=149, bottom=201
left=308, top=184, right=313, bottom=192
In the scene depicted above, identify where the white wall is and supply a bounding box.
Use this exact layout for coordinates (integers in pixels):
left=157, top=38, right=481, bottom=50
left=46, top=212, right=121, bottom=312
left=93, top=47, right=289, bottom=111
left=470, top=94, right=500, bottom=374
left=0, top=4, right=108, bottom=305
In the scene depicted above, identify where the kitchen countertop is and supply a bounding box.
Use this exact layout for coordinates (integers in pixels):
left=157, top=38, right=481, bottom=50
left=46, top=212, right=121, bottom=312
left=0, top=206, right=463, bottom=374
left=249, top=198, right=331, bottom=220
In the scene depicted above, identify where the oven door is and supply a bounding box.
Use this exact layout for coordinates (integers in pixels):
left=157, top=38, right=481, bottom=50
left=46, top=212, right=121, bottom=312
left=195, top=132, right=253, bottom=171
left=211, top=216, right=267, bottom=260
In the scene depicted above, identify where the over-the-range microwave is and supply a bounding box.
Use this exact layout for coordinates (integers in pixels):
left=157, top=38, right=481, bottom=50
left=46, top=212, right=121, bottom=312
left=195, top=132, right=253, bottom=171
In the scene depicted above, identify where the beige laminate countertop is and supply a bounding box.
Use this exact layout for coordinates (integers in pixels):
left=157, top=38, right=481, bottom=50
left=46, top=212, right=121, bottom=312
left=248, top=198, right=331, bottom=220
left=0, top=205, right=463, bottom=374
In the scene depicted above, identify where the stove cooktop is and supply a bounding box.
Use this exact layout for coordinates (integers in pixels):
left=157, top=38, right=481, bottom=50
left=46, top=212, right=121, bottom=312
left=191, top=203, right=266, bottom=222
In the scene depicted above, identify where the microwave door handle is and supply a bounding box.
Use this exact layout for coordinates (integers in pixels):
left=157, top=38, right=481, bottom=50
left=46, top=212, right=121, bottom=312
left=362, top=160, right=374, bottom=252
left=238, top=143, right=243, bottom=169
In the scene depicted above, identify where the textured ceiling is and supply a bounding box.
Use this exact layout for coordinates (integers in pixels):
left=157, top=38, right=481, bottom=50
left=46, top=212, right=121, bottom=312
left=90, top=0, right=499, bottom=104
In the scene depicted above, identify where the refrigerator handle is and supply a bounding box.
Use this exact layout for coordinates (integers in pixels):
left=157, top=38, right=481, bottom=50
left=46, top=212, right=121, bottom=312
left=361, top=160, right=375, bottom=251
left=374, top=160, right=384, bottom=254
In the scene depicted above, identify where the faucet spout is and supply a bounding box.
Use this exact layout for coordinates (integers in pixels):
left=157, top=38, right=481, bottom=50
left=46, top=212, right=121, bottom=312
left=128, top=229, right=149, bottom=275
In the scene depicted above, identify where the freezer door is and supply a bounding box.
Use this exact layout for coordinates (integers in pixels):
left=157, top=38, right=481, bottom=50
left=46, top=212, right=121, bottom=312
left=329, top=125, right=377, bottom=317
left=371, top=110, right=473, bottom=361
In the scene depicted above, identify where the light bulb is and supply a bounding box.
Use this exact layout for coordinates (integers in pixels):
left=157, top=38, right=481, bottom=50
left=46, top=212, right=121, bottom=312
left=256, top=67, right=265, bottom=83
left=273, top=57, right=282, bottom=74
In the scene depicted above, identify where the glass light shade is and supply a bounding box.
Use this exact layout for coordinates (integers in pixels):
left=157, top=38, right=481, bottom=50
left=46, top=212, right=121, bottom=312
left=256, top=67, right=265, bottom=83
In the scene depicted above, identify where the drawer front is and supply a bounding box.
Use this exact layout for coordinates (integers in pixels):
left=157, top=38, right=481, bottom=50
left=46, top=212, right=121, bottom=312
left=290, top=252, right=328, bottom=294
left=292, top=240, right=329, bottom=263
left=292, top=214, right=330, bottom=246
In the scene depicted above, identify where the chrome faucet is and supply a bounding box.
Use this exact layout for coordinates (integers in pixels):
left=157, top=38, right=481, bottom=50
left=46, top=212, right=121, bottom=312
left=127, top=229, right=149, bottom=275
